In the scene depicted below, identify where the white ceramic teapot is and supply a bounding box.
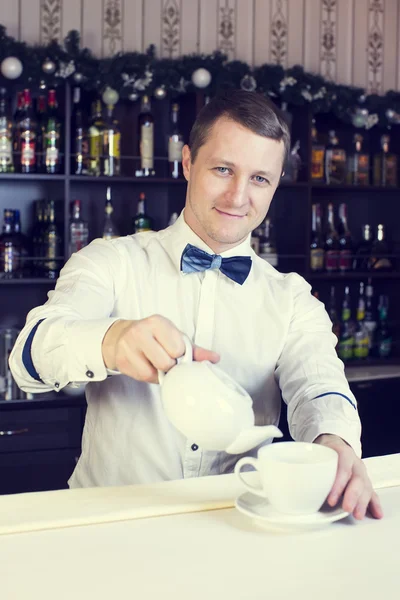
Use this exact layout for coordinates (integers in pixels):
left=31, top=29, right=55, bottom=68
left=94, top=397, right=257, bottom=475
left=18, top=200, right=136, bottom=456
left=158, top=336, right=282, bottom=454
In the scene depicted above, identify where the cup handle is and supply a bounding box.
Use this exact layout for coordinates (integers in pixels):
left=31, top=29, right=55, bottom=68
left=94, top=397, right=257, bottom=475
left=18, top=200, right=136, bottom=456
left=158, top=334, right=193, bottom=385
left=234, top=457, right=265, bottom=497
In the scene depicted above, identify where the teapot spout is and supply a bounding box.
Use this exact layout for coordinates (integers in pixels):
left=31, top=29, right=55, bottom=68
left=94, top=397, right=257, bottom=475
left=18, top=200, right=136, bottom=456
left=225, top=425, right=283, bottom=455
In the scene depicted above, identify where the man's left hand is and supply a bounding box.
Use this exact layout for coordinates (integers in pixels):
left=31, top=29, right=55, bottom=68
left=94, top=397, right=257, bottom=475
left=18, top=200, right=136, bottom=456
left=314, top=434, right=384, bottom=520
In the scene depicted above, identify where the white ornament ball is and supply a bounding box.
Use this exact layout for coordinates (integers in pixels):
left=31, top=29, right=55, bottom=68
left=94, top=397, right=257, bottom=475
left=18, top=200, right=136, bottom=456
left=191, top=68, right=212, bottom=89
left=1, top=56, right=23, bottom=80
left=73, top=72, right=84, bottom=84
left=102, top=86, right=119, bottom=106
left=128, top=91, right=139, bottom=102
left=154, top=86, right=167, bottom=100
left=386, top=109, right=395, bottom=120
left=42, top=59, right=56, bottom=75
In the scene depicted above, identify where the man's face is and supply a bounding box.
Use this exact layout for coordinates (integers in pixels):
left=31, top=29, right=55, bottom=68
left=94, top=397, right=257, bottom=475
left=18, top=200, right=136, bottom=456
left=182, top=117, right=285, bottom=253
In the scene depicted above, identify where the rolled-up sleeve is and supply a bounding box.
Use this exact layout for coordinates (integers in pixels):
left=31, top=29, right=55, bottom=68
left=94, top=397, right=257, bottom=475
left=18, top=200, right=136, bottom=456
left=275, top=273, right=362, bottom=457
left=9, top=239, right=122, bottom=394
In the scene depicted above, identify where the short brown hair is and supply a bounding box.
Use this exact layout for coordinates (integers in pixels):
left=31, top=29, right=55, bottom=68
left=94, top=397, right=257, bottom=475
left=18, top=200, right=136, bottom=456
left=188, top=90, right=291, bottom=166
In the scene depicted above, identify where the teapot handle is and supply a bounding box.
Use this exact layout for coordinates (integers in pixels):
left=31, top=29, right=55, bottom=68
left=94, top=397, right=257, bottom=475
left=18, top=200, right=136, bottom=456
left=158, top=333, right=193, bottom=385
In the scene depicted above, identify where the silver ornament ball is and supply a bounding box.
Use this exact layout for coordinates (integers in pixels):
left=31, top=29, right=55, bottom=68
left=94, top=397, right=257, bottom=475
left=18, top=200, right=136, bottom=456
left=240, top=74, right=257, bottom=92
left=102, top=86, right=119, bottom=106
left=191, top=68, right=212, bottom=89
left=154, top=86, right=167, bottom=100
left=73, top=72, right=84, bottom=84
left=386, top=109, right=395, bottom=120
left=42, top=59, right=56, bottom=75
left=128, top=92, right=139, bottom=102
left=1, top=56, right=23, bottom=80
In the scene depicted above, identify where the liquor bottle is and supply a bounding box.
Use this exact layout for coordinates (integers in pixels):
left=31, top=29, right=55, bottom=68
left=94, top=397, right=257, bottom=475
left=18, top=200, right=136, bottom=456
left=13, top=91, right=24, bottom=155
left=19, top=89, right=37, bottom=174
left=347, top=134, right=369, bottom=186
left=32, top=200, right=45, bottom=276
left=310, top=203, right=324, bottom=272
left=259, top=218, right=278, bottom=267
left=328, top=285, right=340, bottom=343
left=42, top=200, right=61, bottom=279
left=72, top=87, right=89, bottom=176
left=69, top=200, right=89, bottom=256
left=324, top=203, right=339, bottom=272
left=36, top=93, right=47, bottom=173
left=168, top=103, right=184, bottom=179
left=88, top=100, right=104, bottom=176
left=338, top=203, right=353, bottom=272
left=375, top=295, right=392, bottom=358
left=0, top=209, right=21, bottom=278
left=133, top=193, right=152, bottom=233
left=370, top=224, right=392, bottom=271
left=138, top=95, right=155, bottom=177
left=250, top=225, right=261, bottom=255
left=44, top=89, right=61, bottom=174
left=325, top=130, right=346, bottom=184
left=282, top=140, right=301, bottom=183
left=102, top=187, right=119, bottom=240
left=0, top=88, right=14, bottom=173
left=353, top=282, right=369, bottom=360
left=373, top=134, right=397, bottom=186
left=338, top=286, right=354, bottom=362
left=12, top=209, right=30, bottom=276
left=310, top=121, right=325, bottom=182
left=102, top=103, right=121, bottom=177
left=352, top=224, right=373, bottom=271
left=364, top=279, right=377, bottom=354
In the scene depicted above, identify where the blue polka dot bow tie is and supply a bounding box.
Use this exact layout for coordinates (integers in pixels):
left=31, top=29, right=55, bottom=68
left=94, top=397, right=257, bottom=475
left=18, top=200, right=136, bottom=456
left=180, top=243, right=252, bottom=285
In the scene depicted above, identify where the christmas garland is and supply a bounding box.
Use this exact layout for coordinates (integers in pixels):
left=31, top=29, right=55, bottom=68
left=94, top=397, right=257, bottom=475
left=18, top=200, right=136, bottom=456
left=1, top=25, right=400, bottom=129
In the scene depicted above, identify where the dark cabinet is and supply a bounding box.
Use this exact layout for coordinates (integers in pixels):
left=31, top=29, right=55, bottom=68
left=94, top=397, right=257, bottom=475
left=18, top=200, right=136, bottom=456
left=350, top=377, right=400, bottom=458
left=0, top=401, right=85, bottom=495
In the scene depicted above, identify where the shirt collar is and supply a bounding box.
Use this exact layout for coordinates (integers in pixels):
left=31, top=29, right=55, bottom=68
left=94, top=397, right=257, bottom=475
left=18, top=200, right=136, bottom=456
left=162, top=209, right=253, bottom=273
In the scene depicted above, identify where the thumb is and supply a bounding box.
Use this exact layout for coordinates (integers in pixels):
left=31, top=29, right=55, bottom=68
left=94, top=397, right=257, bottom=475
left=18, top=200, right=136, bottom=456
left=193, top=345, right=220, bottom=364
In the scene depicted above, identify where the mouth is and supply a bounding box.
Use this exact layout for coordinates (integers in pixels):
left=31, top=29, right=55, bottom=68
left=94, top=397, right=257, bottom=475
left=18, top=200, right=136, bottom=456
left=214, top=208, right=247, bottom=219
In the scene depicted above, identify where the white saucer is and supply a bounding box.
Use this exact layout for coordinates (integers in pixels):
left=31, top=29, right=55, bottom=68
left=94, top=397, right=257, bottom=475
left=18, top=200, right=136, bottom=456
left=235, top=492, right=350, bottom=532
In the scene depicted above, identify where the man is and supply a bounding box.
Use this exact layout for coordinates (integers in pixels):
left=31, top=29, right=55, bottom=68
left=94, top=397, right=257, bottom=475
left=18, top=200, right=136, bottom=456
left=10, top=90, right=382, bottom=520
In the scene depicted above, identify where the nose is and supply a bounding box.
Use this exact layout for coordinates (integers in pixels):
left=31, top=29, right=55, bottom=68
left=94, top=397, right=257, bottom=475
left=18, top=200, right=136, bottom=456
left=224, top=177, right=249, bottom=208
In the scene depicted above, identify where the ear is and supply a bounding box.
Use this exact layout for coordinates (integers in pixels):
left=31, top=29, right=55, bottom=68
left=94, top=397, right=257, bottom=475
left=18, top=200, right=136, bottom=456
left=182, top=145, right=191, bottom=181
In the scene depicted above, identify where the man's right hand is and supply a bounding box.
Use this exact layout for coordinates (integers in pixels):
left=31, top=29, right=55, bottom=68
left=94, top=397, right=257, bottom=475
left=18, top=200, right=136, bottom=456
left=101, top=315, right=220, bottom=383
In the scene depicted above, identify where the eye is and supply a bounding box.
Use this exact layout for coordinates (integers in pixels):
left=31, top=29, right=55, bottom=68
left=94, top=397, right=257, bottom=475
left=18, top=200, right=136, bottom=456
left=215, top=167, right=231, bottom=175
left=253, top=175, right=268, bottom=185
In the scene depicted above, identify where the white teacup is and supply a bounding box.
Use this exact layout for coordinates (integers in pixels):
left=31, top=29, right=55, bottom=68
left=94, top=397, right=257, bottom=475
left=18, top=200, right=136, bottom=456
left=234, top=441, right=338, bottom=515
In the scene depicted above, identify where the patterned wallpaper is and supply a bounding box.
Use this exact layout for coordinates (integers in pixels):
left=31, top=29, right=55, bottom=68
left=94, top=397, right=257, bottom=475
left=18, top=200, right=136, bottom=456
left=2, top=0, right=399, bottom=93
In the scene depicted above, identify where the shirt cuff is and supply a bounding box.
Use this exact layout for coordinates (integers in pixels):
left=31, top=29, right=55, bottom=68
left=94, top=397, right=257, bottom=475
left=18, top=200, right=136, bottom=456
left=31, top=317, right=121, bottom=389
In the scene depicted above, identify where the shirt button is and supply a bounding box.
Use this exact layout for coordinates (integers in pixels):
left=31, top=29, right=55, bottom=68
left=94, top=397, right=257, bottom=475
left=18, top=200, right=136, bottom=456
left=55, top=382, right=59, bottom=389
left=86, top=370, right=94, bottom=378
left=191, top=444, right=199, bottom=451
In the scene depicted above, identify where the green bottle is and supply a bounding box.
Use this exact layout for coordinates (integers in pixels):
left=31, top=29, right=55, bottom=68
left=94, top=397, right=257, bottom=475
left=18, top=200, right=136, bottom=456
left=376, top=295, right=392, bottom=358
left=338, top=286, right=354, bottom=362
left=353, top=282, right=369, bottom=359
left=133, top=192, right=152, bottom=233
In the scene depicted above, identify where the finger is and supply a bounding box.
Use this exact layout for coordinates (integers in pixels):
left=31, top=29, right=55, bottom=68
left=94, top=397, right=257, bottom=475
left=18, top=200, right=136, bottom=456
left=193, top=345, right=220, bottom=363
left=327, top=449, right=354, bottom=506
left=352, top=489, right=373, bottom=520
left=117, top=345, right=159, bottom=383
left=366, top=491, right=384, bottom=520
left=147, top=315, right=186, bottom=359
left=341, top=474, right=367, bottom=514
left=136, top=332, right=178, bottom=373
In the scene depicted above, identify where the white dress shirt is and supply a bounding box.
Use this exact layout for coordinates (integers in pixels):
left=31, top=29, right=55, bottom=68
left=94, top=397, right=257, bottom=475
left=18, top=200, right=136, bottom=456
left=9, top=210, right=361, bottom=488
